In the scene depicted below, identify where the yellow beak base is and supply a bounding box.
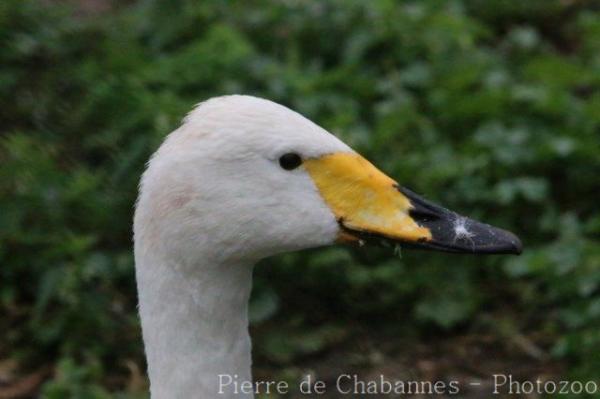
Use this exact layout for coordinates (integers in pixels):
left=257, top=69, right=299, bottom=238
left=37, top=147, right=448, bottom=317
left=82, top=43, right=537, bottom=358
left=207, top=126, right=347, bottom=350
left=304, top=153, right=432, bottom=243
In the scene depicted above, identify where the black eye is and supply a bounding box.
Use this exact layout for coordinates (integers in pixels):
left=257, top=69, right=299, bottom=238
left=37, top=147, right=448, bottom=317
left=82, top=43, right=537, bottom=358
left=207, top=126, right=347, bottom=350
left=279, top=152, right=302, bottom=170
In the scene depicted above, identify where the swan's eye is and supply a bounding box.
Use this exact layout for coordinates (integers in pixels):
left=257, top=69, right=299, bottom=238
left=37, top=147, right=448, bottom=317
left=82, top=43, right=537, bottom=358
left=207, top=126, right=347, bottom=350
left=279, top=153, right=302, bottom=170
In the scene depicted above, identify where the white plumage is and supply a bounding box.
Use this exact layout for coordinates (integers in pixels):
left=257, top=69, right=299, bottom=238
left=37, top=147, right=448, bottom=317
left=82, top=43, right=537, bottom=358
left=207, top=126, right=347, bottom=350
left=134, top=95, right=352, bottom=398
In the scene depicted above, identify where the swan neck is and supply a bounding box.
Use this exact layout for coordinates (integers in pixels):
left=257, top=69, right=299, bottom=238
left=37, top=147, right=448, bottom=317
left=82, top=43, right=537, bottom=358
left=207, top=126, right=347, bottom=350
left=135, top=254, right=254, bottom=399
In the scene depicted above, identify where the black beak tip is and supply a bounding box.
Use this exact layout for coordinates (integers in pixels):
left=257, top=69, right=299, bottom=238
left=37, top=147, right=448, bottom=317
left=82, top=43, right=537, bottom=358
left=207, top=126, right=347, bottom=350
left=504, top=232, right=523, bottom=255
left=397, top=185, right=524, bottom=256
left=468, top=226, right=523, bottom=255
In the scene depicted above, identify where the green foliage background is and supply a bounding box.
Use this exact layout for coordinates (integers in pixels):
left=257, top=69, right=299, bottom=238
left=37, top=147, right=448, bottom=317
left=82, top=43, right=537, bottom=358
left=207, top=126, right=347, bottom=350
left=1, top=0, right=599, bottom=396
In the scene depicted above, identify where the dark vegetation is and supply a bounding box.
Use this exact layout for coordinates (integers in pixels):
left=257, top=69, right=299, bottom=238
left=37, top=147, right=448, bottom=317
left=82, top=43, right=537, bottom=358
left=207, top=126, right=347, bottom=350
left=1, top=0, right=599, bottom=397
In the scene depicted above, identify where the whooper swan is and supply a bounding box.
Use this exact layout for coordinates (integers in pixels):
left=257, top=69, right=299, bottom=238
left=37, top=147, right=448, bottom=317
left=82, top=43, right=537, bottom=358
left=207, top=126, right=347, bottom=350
left=133, top=95, right=521, bottom=398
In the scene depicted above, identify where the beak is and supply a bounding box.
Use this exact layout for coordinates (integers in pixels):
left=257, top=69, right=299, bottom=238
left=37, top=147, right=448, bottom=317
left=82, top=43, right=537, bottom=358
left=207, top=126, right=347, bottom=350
left=304, top=153, right=522, bottom=255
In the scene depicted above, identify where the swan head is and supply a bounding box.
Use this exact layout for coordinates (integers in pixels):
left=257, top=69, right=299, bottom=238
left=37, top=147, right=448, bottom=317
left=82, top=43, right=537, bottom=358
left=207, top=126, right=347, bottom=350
left=135, top=95, right=521, bottom=265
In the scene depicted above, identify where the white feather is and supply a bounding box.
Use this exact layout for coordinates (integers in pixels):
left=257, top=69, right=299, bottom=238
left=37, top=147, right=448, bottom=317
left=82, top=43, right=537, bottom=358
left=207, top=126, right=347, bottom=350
left=134, top=95, right=352, bottom=398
